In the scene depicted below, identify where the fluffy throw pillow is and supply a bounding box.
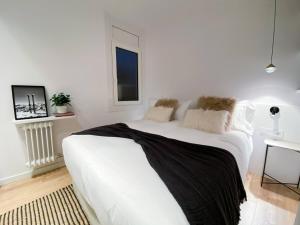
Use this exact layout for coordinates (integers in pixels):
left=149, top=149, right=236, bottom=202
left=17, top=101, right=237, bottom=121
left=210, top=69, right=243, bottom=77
left=155, top=98, right=179, bottom=120
left=150, top=98, right=191, bottom=121
left=155, top=99, right=179, bottom=109
left=144, top=106, right=174, bottom=122
left=182, top=109, right=229, bottom=134
left=197, top=96, right=236, bottom=130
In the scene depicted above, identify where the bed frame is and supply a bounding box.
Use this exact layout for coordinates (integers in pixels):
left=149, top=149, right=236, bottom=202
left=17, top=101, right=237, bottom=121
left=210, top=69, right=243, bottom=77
left=73, top=183, right=102, bottom=225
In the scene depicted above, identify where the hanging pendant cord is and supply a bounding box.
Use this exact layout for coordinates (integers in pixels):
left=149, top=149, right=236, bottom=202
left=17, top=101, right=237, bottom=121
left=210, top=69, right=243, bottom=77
left=270, top=0, right=277, bottom=64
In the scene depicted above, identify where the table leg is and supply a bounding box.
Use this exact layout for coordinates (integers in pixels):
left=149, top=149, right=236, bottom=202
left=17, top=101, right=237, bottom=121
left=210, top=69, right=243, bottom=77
left=261, top=145, right=269, bottom=187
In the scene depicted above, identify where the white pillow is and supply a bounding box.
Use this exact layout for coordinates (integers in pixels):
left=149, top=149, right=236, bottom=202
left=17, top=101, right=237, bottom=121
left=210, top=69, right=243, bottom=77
left=182, top=109, right=229, bottom=134
left=144, top=106, right=174, bottom=122
left=174, top=100, right=192, bottom=120
left=231, top=101, right=256, bottom=135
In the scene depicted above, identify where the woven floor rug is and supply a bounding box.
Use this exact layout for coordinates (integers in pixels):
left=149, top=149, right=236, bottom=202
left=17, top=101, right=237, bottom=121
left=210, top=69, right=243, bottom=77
left=0, top=185, right=90, bottom=225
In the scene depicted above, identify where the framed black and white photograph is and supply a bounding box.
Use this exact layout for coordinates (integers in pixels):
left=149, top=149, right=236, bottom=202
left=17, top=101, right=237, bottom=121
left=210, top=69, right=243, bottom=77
left=11, top=85, right=48, bottom=120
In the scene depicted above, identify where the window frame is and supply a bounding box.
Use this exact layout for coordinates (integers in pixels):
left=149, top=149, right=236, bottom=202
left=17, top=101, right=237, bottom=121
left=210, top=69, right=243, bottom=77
left=112, top=41, right=142, bottom=105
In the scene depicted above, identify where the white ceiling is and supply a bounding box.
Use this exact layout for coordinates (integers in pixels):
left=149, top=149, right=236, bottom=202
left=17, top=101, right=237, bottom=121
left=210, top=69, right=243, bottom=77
left=100, top=0, right=227, bottom=29
left=99, top=0, right=300, bottom=30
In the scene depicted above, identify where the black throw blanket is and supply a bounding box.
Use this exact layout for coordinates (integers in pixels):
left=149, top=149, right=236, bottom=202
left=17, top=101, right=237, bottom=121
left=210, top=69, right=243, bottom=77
left=74, top=123, right=246, bottom=225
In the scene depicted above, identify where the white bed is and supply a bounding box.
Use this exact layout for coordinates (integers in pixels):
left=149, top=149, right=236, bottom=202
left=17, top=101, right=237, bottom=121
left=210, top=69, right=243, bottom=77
left=63, top=120, right=253, bottom=225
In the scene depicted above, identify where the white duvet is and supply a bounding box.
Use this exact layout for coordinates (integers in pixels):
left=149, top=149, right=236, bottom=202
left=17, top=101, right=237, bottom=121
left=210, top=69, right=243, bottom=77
left=63, top=120, right=253, bottom=225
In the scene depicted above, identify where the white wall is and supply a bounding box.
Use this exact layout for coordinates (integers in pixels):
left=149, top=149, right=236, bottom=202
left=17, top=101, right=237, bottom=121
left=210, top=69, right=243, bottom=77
left=0, top=0, right=144, bottom=183
left=144, top=0, right=300, bottom=178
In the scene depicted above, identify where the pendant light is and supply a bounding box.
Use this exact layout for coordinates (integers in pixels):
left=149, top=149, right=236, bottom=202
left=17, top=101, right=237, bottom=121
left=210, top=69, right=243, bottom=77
left=265, top=0, right=277, bottom=74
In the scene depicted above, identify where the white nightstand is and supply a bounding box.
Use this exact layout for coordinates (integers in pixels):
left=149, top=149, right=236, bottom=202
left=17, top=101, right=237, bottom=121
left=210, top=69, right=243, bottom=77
left=261, top=138, right=300, bottom=196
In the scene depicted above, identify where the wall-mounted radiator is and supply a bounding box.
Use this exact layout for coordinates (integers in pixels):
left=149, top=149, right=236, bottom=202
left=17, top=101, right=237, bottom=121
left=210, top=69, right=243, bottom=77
left=13, top=115, right=76, bottom=169
left=22, top=121, right=55, bottom=168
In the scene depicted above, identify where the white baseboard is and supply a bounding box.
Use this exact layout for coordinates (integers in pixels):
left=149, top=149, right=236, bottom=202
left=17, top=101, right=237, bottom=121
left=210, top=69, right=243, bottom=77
left=0, top=159, right=65, bottom=186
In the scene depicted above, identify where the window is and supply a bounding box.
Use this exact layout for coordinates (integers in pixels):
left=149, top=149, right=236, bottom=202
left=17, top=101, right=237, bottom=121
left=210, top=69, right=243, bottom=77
left=112, top=42, right=141, bottom=105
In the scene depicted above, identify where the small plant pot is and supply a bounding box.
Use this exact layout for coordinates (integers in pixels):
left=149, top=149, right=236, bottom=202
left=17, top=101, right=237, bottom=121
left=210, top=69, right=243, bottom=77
left=56, top=105, right=67, bottom=114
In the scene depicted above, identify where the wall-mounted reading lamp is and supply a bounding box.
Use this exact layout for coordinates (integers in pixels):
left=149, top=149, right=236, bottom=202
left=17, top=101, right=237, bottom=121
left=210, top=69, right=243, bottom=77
left=270, top=106, right=280, bottom=135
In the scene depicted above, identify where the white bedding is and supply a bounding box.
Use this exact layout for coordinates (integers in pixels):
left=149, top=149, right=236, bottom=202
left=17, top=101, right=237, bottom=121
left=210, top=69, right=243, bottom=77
left=63, top=120, right=253, bottom=225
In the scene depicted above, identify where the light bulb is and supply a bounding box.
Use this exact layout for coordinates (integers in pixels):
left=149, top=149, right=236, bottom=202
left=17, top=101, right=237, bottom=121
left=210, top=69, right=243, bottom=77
left=265, top=64, right=277, bottom=73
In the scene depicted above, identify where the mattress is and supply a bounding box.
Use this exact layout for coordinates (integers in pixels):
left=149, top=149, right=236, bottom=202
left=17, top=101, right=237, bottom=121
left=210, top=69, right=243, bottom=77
left=63, top=120, right=253, bottom=225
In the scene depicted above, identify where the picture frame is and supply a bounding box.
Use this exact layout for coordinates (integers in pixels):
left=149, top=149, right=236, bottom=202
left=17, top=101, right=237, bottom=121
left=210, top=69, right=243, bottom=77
left=11, top=85, right=49, bottom=120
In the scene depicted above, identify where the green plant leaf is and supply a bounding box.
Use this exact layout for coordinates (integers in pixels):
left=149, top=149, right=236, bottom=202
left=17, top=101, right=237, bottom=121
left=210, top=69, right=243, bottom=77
left=50, top=92, right=71, bottom=106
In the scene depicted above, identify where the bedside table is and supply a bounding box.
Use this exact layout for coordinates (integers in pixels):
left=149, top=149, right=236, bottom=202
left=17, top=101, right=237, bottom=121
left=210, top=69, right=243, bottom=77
left=261, top=139, right=300, bottom=196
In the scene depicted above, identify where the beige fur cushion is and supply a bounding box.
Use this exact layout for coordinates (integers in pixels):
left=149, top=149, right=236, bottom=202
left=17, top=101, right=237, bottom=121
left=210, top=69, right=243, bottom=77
left=197, top=96, right=236, bottom=130
left=182, top=109, right=229, bottom=134
left=155, top=98, right=179, bottom=109
left=155, top=98, right=179, bottom=120
left=144, top=106, right=174, bottom=122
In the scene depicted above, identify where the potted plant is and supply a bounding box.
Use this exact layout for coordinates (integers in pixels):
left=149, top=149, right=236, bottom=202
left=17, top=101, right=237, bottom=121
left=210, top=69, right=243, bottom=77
left=50, top=93, right=71, bottom=114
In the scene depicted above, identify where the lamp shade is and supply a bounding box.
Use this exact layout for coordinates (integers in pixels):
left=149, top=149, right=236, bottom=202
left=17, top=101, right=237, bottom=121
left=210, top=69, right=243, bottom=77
left=265, top=63, right=277, bottom=74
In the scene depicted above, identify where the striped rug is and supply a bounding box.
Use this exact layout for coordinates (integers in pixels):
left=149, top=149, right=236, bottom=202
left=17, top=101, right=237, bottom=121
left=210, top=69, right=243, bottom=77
left=0, top=185, right=90, bottom=225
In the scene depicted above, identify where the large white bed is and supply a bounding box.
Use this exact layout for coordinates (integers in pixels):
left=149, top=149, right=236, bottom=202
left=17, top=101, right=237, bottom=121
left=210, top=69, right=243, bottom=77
left=63, top=119, right=253, bottom=225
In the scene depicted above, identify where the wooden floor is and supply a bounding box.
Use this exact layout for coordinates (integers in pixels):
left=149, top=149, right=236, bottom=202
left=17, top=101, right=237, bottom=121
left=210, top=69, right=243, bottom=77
left=0, top=167, right=299, bottom=225
left=241, top=174, right=299, bottom=225
left=0, top=167, right=71, bottom=215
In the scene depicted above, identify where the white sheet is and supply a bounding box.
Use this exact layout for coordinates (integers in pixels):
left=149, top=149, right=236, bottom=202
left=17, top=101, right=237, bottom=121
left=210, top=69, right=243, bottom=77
left=63, top=120, right=253, bottom=225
